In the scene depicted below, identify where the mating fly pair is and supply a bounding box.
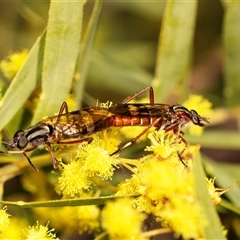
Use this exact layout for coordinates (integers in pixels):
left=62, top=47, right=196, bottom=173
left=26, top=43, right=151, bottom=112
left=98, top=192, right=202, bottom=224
left=1, top=87, right=209, bottom=171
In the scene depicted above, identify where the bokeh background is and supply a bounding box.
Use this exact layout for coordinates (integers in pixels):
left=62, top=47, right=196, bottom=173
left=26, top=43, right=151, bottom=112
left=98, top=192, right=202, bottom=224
left=0, top=1, right=240, bottom=239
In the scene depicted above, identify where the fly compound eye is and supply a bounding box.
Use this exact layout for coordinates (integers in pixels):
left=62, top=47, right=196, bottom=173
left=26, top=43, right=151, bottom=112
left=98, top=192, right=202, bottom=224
left=17, top=136, right=28, bottom=149
left=13, top=130, right=25, bottom=139
left=13, top=130, right=28, bottom=149
left=190, top=110, right=205, bottom=126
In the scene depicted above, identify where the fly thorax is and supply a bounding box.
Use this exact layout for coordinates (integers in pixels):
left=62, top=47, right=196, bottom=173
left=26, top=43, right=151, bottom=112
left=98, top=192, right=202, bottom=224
left=25, top=124, right=51, bottom=147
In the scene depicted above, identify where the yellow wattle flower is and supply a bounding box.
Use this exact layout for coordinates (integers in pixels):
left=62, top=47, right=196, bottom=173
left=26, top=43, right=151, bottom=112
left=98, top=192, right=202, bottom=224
left=0, top=49, right=28, bottom=79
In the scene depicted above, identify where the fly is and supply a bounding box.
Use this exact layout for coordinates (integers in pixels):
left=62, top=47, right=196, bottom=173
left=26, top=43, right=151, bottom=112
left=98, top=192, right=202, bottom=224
left=106, top=103, right=209, bottom=156
left=1, top=103, right=109, bottom=170
left=1, top=87, right=209, bottom=170
left=96, top=86, right=209, bottom=156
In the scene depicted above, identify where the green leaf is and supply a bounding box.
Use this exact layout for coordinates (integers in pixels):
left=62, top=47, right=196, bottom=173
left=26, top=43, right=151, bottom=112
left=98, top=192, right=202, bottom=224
left=74, top=0, right=103, bottom=108
left=220, top=199, right=240, bottom=215
left=89, top=51, right=152, bottom=93
left=32, top=1, right=84, bottom=123
left=193, top=153, right=226, bottom=239
left=0, top=31, right=45, bottom=131
left=0, top=195, right=137, bottom=208
left=154, top=0, right=197, bottom=102
left=223, top=1, right=240, bottom=106
left=186, top=130, right=240, bottom=150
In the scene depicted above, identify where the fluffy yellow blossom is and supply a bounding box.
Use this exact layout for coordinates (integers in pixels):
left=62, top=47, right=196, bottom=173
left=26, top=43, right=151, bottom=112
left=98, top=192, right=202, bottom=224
left=34, top=207, right=78, bottom=235
left=3, top=217, right=29, bottom=239
left=77, top=138, right=120, bottom=180
left=145, top=130, right=185, bottom=160
left=120, top=126, right=152, bottom=144
left=206, top=177, right=238, bottom=205
left=136, top=159, right=206, bottom=238
left=0, top=49, right=28, bottom=79
left=0, top=207, right=10, bottom=232
left=117, top=130, right=207, bottom=238
left=34, top=203, right=100, bottom=235
left=24, top=222, right=59, bottom=240
left=57, top=161, right=91, bottom=197
left=21, top=171, right=52, bottom=199
left=95, top=128, right=121, bottom=154
left=77, top=205, right=100, bottom=233
left=183, top=94, right=212, bottom=136
left=57, top=137, right=120, bottom=197
left=160, top=197, right=207, bottom=239
left=116, top=169, right=140, bottom=196
left=101, top=198, right=146, bottom=239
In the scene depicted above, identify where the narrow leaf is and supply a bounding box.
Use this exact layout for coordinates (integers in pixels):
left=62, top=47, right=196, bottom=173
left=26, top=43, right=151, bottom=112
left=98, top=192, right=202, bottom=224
left=186, top=130, right=240, bottom=150
left=0, top=195, right=138, bottom=208
left=32, top=1, right=84, bottom=123
left=75, top=0, right=103, bottom=108
left=0, top=31, right=45, bottom=131
left=154, top=0, right=197, bottom=102
left=223, top=1, right=240, bottom=106
left=193, top=153, right=226, bottom=239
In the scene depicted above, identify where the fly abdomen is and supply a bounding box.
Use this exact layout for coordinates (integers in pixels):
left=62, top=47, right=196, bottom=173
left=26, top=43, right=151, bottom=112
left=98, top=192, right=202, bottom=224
left=107, top=115, right=158, bottom=127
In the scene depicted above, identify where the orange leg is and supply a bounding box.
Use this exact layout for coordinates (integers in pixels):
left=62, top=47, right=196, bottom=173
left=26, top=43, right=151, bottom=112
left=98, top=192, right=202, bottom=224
left=121, top=86, right=155, bottom=104
left=46, top=137, right=94, bottom=169
left=57, top=102, right=69, bottom=122
left=110, top=117, right=161, bottom=156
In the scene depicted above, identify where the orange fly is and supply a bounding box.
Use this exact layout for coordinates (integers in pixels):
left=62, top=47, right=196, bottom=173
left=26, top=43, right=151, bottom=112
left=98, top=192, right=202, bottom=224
left=1, top=87, right=209, bottom=170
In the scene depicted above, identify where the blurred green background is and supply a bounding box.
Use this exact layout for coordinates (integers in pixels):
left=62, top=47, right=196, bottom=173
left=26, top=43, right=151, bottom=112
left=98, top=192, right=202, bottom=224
left=0, top=1, right=224, bottom=102
left=0, top=1, right=240, bottom=239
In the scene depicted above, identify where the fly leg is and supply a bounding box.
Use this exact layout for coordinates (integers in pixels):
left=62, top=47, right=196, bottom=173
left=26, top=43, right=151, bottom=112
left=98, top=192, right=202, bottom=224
left=164, top=123, right=189, bottom=168
left=121, top=86, right=155, bottom=104
left=56, top=102, right=69, bottom=122
left=48, top=137, right=94, bottom=168
left=46, top=143, right=58, bottom=169
left=110, top=117, right=161, bottom=156
left=0, top=147, right=38, bottom=171
left=174, top=131, right=189, bottom=168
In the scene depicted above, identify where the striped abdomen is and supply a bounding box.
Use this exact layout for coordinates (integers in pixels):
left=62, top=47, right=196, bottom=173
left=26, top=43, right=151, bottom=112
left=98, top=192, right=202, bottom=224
left=106, top=115, right=161, bottom=127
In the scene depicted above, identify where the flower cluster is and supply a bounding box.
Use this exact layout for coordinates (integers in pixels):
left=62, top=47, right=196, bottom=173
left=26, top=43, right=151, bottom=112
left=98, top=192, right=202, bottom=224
left=117, top=130, right=207, bottom=239
left=24, top=222, right=59, bottom=240
left=102, top=198, right=146, bottom=239
left=53, top=94, right=217, bottom=238
left=33, top=203, right=100, bottom=235
left=4, top=94, right=225, bottom=239
left=0, top=207, right=10, bottom=233
left=0, top=208, right=58, bottom=240
left=57, top=136, right=120, bottom=198
left=0, top=49, right=28, bottom=79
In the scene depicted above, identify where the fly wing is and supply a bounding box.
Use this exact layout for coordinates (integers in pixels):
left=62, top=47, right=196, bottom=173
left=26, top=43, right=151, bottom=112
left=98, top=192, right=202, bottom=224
left=109, top=103, right=170, bottom=117
left=43, top=107, right=110, bottom=138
